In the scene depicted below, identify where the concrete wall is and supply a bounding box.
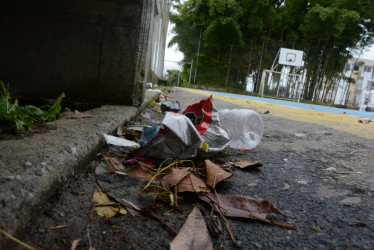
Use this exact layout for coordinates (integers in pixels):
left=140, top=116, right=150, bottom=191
left=144, top=0, right=169, bottom=85
left=0, top=0, right=168, bottom=106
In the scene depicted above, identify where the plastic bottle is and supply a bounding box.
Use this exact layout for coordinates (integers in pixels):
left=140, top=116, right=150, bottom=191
left=218, top=109, right=264, bottom=150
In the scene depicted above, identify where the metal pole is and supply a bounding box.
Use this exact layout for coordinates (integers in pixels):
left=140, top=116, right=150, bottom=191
left=177, top=71, right=180, bottom=86
left=188, top=59, right=193, bottom=86
left=225, top=42, right=234, bottom=89
left=256, top=39, right=265, bottom=93
left=194, top=28, right=202, bottom=84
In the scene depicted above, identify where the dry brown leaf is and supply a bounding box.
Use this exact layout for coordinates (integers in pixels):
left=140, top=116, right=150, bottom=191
left=117, top=122, right=126, bottom=136
left=200, top=193, right=283, bottom=220
left=127, top=165, right=155, bottom=182
left=263, top=110, right=270, bottom=114
left=95, top=156, right=125, bottom=175
left=177, top=174, right=210, bottom=193
left=105, top=156, right=125, bottom=171
left=127, top=161, right=158, bottom=182
left=71, top=238, right=82, bottom=250
left=60, top=110, right=92, bottom=119
left=170, top=207, right=213, bottom=250
left=95, top=162, right=115, bottom=175
left=219, top=161, right=235, bottom=168
left=161, top=167, right=191, bottom=188
left=234, top=159, right=263, bottom=169
left=205, top=160, right=232, bottom=188
left=358, top=119, right=371, bottom=124
left=199, top=193, right=295, bottom=229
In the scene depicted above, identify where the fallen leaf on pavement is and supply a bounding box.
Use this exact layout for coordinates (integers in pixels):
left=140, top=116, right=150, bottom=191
left=95, top=162, right=115, bottom=175
left=205, top=160, right=232, bottom=188
left=95, top=156, right=125, bottom=175
left=97, top=174, right=156, bottom=216
left=200, top=193, right=282, bottom=219
left=351, top=150, right=374, bottom=159
left=60, top=110, right=92, bottom=119
left=358, top=119, right=372, bottom=124
left=92, top=189, right=127, bottom=218
left=177, top=174, right=210, bottom=193
left=71, top=238, right=82, bottom=250
left=106, top=156, right=125, bottom=170
left=162, top=167, right=192, bottom=189
left=127, top=161, right=158, bottom=182
left=170, top=207, right=213, bottom=250
left=219, top=161, right=235, bottom=168
left=234, top=160, right=263, bottom=169
left=199, top=193, right=295, bottom=229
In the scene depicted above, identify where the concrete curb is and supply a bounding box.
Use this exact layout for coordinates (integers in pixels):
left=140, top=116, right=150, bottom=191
left=0, top=90, right=160, bottom=246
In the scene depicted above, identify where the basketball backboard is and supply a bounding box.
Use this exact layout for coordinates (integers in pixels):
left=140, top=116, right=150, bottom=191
left=279, top=48, right=303, bottom=67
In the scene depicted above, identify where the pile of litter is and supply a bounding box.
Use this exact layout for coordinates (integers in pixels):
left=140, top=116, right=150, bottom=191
left=91, top=93, right=294, bottom=248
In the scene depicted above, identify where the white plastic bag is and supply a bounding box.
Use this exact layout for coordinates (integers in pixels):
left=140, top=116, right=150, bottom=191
left=137, top=96, right=230, bottom=159
left=137, top=112, right=205, bottom=159
left=218, top=109, right=263, bottom=150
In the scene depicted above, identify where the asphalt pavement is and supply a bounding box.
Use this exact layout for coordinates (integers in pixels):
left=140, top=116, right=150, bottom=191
left=21, top=88, right=374, bottom=249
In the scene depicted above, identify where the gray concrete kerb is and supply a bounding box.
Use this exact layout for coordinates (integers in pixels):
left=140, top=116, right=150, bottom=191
left=0, top=90, right=160, bottom=246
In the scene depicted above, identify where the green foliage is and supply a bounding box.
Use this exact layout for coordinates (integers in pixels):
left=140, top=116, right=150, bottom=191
left=146, top=96, right=156, bottom=108
left=166, top=69, right=181, bottom=86
left=170, top=0, right=374, bottom=102
left=40, top=92, right=66, bottom=122
left=0, top=81, right=65, bottom=131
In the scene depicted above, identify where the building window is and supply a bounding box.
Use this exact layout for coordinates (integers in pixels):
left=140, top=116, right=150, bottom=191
left=344, top=63, right=351, bottom=70
left=364, top=66, right=372, bottom=72
left=353, top=64, right=359, bottom=71
left=364, top=94, right=369, bottom=105
left=356, top=80, right=363, bottom=90
left=370, top=80, right=374, bottom=90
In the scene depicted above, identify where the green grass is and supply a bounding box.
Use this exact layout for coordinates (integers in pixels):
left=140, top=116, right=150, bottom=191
left=0, top=81, right=65, bottom=131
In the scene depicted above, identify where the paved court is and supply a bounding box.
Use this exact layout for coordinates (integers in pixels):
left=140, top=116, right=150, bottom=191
left=181, top=88, right=374, bottom=139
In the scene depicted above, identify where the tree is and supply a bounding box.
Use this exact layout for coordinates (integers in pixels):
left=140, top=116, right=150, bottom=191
left=166, top=69, right=181, bottom=86
left=169, top=0, right=374, bottom=101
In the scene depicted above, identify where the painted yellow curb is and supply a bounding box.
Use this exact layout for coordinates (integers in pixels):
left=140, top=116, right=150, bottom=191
left=179, top=88, right=374, bottom=140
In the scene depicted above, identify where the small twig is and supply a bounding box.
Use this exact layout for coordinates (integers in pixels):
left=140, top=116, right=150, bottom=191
left=174, top=185, right=178, bottom=208
left=0, top=227, right=37, bottom=250
left=122, top=199, right=141, bottom=211
left=48, top=224, right=73, bottom=230
left=196, top=203, right=219, bottom=237
left=146, top=208, right=177, bottom=235
left=29, top=231, right=54, bottom=250
left=87, top=226, right=94, bottom=250
left=270, top=220, right=296, bottom=229
left=214, top=204, right=237, bottom=246
left=351, top=150, right=374, bottom=159
left=248, top=213, right=296, bottom=229
left=143, top=159, right=195, bottom=191
left=212, top=190, right=237, bottom=246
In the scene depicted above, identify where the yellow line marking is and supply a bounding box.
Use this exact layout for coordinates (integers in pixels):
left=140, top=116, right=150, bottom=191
left=179, top=88, right=374, bottom=140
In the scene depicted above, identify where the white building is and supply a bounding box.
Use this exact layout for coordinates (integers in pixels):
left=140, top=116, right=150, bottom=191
left=335, top=58, right=374, bottom=111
